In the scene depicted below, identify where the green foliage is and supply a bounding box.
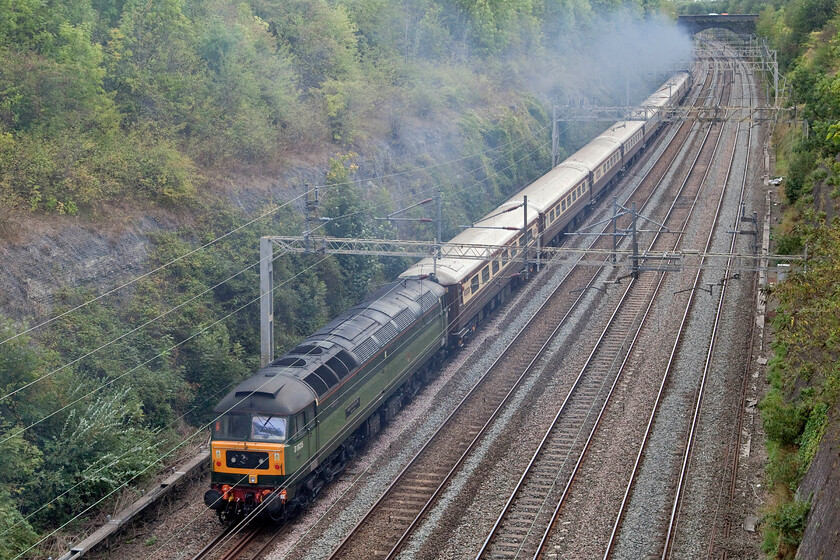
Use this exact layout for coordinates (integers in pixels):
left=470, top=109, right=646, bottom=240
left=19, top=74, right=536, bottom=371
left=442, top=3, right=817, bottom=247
left=797, top=402, right=828, bottom=478
left=763, top=498, right=811, bottom=558
left=760, top=388, right=807, bottom=446
left=0, top=0, right=694, bottom=548
left=0, top=489, right=38, bottom=558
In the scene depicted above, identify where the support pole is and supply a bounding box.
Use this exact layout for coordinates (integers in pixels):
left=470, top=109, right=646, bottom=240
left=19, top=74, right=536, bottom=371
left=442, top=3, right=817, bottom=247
left=260, top=237, right=274, bottom=367
left=631, top=201, right=639, bottom=279
left=613, top=197, right=618, bottom=264
left=435, top=191, right=442, bottom=278
left=552, top=108, right=560, bottom=168
left=524, top=196, right=529, bottom=274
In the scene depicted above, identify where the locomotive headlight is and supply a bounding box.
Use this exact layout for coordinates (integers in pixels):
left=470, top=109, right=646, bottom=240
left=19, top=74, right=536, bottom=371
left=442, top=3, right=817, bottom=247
left=249, top=475, right=257, bottom=484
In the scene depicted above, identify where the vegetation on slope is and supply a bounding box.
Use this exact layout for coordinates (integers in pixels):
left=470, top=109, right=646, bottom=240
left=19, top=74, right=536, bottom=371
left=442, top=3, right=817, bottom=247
left=0, top=1, right=692, bottom=556
left=751, top=0, right=840, bottom=556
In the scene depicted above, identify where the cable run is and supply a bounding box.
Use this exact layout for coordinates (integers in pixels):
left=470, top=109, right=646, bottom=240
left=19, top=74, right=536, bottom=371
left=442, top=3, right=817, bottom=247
left=11, top=253, right=336, bottom=560
left=1, top=123, right=549, bottom=348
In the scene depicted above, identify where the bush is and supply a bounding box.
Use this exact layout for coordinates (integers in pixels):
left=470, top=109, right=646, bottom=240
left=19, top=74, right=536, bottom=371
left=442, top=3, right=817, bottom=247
left=763, top=498, right=811, bottom=559
left=761, top=389, right=807, bottom=447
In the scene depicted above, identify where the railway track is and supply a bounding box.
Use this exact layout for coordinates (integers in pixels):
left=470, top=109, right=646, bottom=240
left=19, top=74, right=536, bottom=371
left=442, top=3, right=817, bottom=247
left=602, top=51, right=759, bottom=560
left=325, top=67, right=717, bottom=560
left=475, top=62, right=734, bottom=560
left=191, top=519, right=289, bottom=560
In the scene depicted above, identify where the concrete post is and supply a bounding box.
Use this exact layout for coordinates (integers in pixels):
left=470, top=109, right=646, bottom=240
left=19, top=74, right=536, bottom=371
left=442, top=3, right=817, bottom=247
left=260, top=237, right=274, bottom=367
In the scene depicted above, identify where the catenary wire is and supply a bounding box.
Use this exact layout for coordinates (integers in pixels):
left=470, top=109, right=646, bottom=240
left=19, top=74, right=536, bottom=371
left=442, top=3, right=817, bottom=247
left=0, top=121, right=549, bottom=347
left=149, top=280, right=468, bottom=557
left=0, top=122, right=550, bottom=409
left=11, top=253, right=336, bottom=560
left=18, top=122, right=560, bottom=555
left=1, top=129, right=551, bottom=448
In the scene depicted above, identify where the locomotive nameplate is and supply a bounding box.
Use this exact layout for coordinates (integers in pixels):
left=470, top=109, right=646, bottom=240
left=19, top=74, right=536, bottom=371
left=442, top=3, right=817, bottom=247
left=345, top=397, right=360, bottom=418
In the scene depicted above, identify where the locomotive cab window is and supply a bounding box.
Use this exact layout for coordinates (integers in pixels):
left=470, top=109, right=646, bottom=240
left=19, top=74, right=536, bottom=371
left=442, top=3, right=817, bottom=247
left=213, top=413, right=251, bottom=440
left=251, top=415, right=287, bottom=442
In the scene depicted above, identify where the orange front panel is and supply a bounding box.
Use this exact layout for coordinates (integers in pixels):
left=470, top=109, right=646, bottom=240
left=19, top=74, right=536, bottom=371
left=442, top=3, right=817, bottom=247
left=211, top=441, right=285, bottom=476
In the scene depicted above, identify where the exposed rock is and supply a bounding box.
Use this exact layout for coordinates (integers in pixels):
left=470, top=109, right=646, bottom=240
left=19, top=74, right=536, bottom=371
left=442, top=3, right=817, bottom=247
left=796, top=408, right=840, bottom=560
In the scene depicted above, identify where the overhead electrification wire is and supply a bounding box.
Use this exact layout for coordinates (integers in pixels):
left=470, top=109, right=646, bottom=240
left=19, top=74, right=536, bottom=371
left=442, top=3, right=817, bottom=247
left=28, top=122, right=545, bottom=544
left=1, top=127, right=553, bottom=442
left=148, top=134, right=562, bottom=554
left=0, top=375, right=241, bottom=541
left=0, top=248, right=320, bottom=447
left=0, top=122, right=550, bottom=348
left=0, top=125, right=550, bottom=406
left=13, top=121, right=560, bottom=557
left=150, top=282, right=466, bottom=558
left=11, top=253, right=336, bottom=560
left=0, top=251, right=274, bottom=404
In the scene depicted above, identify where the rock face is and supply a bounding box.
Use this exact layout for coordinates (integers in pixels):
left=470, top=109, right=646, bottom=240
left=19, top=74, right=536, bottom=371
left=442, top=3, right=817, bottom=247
left=0, top=120, right=468, bottom=324
left=796, top=413, right=840, bottom=560
left=0, top=216, right=166, bottom=322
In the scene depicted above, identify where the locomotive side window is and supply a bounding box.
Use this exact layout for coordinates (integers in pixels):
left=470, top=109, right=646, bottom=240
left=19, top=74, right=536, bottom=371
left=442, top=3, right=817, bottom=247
left=481, top=266, right=490, bottom=282
left=252, top=415, right=287, bottom=442
left=492, top=260, right=499, bottom=274
left=502, top=249, right=509, bottom=266
left=561, top=199, right=566, bottom=211
left=295, top=411, right=307, bottom=438
left=213, top=413, right=251, bottom=440
left=471, top=275, right=479, bottom=294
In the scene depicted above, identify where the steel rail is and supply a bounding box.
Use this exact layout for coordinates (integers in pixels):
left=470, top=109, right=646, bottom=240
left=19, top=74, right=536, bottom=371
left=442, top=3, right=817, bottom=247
left=327, top=75, right=700, bottom=560
left=669, top=61, right=757, bottom=560
left=602, top=57, right=739, bottom=560
left=705, top=56, right=761, bottom=560
left=474, top=62, right=729, bottom=560
left=531, top=66, right=732, bottom=560
left=698, top=57, right=758, bottom=560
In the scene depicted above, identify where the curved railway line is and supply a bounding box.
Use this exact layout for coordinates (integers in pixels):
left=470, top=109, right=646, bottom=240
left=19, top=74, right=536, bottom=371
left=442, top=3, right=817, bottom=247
left=476, top=60, right=734, bottom=560
left=595, top=48, right=761, bottom=560
left=324, top=62, right=728, bottom=560
left=151, top=41, right=766, bottom=560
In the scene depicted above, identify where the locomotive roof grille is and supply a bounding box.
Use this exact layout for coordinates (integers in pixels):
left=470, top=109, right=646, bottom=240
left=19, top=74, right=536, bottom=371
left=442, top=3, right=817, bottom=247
left=374, top=322, right=399, bottom=346
left=354, top=337, right=379, bottom=364
left=393, top=308, right=416, bottom=330
left=419, top=292, right=438, bottom=312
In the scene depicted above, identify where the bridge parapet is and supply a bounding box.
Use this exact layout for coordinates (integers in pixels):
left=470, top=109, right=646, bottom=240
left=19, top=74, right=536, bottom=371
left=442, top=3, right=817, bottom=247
left=677, top=14, right=758, bottom=36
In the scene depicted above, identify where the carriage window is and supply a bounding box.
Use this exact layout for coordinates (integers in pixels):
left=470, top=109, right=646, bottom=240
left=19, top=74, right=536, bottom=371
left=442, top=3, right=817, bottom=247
left=502, top=250, right=509, bottom=266
left=492, top=260, right=499, bottom=274
left=561, top=200, right=566, bottom=211
left=251, top=415, right=287, bottom=442
left=550, top=208, right=555, bottom=221
left=471, top=275, right=480, bottom=293
left=481, top=266, right=490, bottom=282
